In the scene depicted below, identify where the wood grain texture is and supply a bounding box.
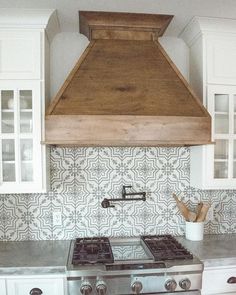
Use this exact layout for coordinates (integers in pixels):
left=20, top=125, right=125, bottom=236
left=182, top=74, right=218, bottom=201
left=45, top=12, right=212, bottom=146
left=79, top=11, right=173, bottom=40
left=46, top=40, right=96, bottom=115
left=196, top=203, right=211, bottom=222
left=51, top=39, right=210, bottom=118
left=45, top=115, right=212, bottom=146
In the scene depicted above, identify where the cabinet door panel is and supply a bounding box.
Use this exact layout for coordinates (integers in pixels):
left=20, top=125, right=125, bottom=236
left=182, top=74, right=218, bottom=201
left=207, top=37, right=236, bottom=85
left=197, top=84, right=236, bottom=189
left=203, top=268, right=236, bottom=294
left=0, top=31, right=41, bottom=79
left=7, top=277, right=65, bottom=295
left=0, top=279, right=6, bottom=295
left=0, top=81, right=46, bottom=193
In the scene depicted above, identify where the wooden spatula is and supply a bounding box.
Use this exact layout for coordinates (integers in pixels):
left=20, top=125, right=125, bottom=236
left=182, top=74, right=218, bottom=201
left=172, top=193, right=196, bottom=222
left=196, top=203, right=211, bottom=222
left=196, top=202, right=203, bottom=220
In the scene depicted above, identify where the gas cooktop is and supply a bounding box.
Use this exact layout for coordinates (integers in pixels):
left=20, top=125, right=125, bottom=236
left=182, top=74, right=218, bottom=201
left=71, top=235, right=193, bottom=265
left=67, top=235, right=203, bottom=295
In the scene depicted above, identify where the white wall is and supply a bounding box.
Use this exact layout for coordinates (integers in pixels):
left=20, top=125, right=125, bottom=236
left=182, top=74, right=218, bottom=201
left=50, top=34, right=190, bottom=99
left=50, top=32, right=89, bottom=98
left=159, top=37, right=189, bottom=82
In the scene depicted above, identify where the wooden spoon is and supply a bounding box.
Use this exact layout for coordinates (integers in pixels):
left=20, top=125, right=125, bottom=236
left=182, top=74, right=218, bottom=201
left=196, top=202, right=203, bottom=220
left=172, top=193, right=195, bottom=221
left=188, top=211, right=197, bottom=222
left=196, top=203, right=211, bottom=222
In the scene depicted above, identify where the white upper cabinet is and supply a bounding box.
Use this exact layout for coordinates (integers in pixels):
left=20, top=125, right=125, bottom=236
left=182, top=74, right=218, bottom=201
left=206, top=36, right=236, bottom=85
left=0, top=81, right=45, bottom=193
left=0, top=9, right=59, bottom=193
left=0, top=31, right=41, bottom=80
left=181, top=16, right=236, bottom=189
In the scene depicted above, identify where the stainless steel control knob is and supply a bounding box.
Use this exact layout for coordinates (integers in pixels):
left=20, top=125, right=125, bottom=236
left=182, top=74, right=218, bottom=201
left=179, top=278, right=191, bottom=290
left=80, top=282, right=92, bottom=295
left=131, top=281, right=143, bottom=294
left=165, top=279, right=177, bottom=291
left=96, top=280, right=107, bottom=295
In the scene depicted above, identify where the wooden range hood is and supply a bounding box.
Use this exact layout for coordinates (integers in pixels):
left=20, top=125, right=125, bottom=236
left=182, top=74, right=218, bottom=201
left=45, top=11, right=212, bottom=146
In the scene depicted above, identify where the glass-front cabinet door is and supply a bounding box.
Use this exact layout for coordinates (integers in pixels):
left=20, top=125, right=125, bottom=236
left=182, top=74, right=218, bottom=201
left=0, top=81, right=45, bottom=193
left=207, top=85, right=236, bottom=187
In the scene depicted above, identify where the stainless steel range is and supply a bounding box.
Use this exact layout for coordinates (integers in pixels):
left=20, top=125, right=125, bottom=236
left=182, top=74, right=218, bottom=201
left=67, top=235, right=203, bottom=295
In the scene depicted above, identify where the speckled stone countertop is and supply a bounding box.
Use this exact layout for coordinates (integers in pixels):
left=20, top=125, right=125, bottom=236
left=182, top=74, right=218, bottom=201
left=0, top=235, right=236, bottom=275
left=0, top=240, right=70, bottom=275
left=178, top=234, right=236, bottom=268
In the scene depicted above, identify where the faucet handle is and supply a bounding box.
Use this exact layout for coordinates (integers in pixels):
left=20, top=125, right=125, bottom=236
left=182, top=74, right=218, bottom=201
left=122, top=185, right=132, bottom=197
left=101, top=198, right=115, bottom=208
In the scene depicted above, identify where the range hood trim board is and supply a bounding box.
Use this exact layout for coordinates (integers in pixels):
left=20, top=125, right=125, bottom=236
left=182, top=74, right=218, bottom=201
left=79, top=11, right=174, bottom=40
left=45, top=11, right=212, bottom=146
left=45, top=115, right=211, bottom=146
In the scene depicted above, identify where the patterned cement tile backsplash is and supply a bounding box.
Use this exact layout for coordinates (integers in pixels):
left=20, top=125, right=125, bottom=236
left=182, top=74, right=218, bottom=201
left=0, top=147, right=235, bottom=240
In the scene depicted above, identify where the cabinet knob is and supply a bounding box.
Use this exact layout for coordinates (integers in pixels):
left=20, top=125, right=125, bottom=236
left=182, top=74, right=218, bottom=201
left=227, top=277, right=236, bottom=284
left=29, top=288, right=43, bottom=295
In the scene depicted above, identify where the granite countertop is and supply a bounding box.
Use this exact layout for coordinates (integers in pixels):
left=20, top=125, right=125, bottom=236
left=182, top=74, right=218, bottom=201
left=0, top=240, right=70, bottom=275
left=178, top=234, right=236, bottom=268
left=0, top=234, right=236, bottom=275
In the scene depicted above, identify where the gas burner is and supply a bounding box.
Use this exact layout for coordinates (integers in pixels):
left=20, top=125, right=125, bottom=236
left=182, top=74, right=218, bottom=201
left=72, top=237, right=114, bottom=265
left=141, top=234, right=193, bottom=261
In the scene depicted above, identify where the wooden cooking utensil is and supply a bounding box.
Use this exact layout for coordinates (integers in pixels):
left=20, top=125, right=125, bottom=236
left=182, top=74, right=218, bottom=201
left=196, top=202, right=203, bottom=220
left=172, top=193, right=196, bottom=221
left=196, top=203, right=211, bottom=222
left=188, top=211, right=197, bottom=222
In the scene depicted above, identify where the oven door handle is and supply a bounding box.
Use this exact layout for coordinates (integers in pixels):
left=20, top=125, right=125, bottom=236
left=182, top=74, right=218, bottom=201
left=227, top=276, right=236, bottom=284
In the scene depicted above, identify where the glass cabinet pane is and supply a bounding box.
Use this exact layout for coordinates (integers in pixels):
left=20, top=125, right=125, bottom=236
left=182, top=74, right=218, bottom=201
left=215, top=114, right=229, bottom=134
left=20, top=90, right=32, bottom=110
left=2, top=139, right=15, bottom=182
left=1, top=90, right=14, bottom=133
left=20, top=90, right=32, bottom=133
left=20, top=139, right=33, bottom=182
left=20, top=112, right=32, bottom=133
left=3, top=163, right=16, bottom=182
left=20, top=139, right=33, bottom=161
left=2, top=112, right=14, bottom=133
left=234, top=140, right=236, bottom=159
left=2, top=139, right=15, bottom=161
left=214, top=140, right=229, bottom=179
left=21, top=163, right=33, bottom=181
left=1, top=90, right=14, bottom=110
left=214, top=162, right=228, bottom=178
left=214, top=94, right=229, bottom=134
left=215, top=94, right=229, bottom=112
left=214, top=140, right=228, bottom=159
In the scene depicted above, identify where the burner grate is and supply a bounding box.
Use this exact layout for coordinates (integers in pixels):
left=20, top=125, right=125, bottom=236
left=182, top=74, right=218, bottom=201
left=72, top=237, right=114, bottom=265
left=141, top=235, right=193, bottom=261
